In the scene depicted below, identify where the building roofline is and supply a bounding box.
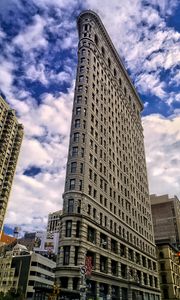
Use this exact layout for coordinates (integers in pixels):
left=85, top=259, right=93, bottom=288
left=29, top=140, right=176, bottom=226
left=77, top=10, right=143, bottom=111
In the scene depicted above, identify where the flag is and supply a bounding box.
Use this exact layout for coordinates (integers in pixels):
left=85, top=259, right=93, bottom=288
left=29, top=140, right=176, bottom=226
left=85, top=256, right=93, bottom=277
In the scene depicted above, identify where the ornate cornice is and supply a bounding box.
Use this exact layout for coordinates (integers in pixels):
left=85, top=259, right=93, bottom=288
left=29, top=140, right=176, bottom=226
left=77, top=10, right=143, bottom=111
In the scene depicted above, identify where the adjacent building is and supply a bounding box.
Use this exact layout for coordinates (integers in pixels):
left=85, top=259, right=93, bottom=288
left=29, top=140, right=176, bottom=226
left=0, top=95, right=23, bottom=234
left=47, top=210, right=62, bottom=235
left=151, top=194, right=180, bottom=248
left=0, top=244, right=55, bottom=299
left=56, top=10, right=160, bottom=300
left=156, top=241, right=180, bottom=300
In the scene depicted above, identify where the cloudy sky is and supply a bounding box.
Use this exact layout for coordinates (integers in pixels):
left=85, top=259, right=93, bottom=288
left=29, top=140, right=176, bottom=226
left=0, top=0, right=180, bottom=234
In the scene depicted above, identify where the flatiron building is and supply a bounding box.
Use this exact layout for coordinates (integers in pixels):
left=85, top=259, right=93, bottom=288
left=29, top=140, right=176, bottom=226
left=56, top=11, right=160, bottom=300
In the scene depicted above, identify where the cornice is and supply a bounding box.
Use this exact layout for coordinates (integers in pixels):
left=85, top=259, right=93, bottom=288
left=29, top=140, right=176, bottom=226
left=77, top=10, right=143, bottom=111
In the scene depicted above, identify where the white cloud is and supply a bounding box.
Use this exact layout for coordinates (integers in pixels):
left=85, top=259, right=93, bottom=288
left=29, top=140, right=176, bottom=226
left=13, top=14, right=48, bottom=51
left=0, top=60, right=14, bottom=96
left=143, top=114, right=180, bottom=199
left=26, top=64, right=48, bottom=85
left=2, top=0, right=180, bottom=233
left=136, top=73, right=166, bottom=98
left=5, top=86, right=74, bottom=231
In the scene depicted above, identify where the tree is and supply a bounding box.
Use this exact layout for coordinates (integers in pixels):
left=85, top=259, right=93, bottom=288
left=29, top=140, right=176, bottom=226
left=0, top=288, right=24, bottom=300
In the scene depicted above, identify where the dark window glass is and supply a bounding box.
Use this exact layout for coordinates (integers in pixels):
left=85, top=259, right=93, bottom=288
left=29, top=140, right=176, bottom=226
left=76, top=221, right=80, bottom=237
left=69, top=179, right=75, bottom=190
left=72, top=146, right=78, bottom=157
left=68, top=199, right=74, bottom=213
left=74, top=247, right=79, bottom=266
left=75, top=119, right=80, bottom=128
left=71, top=162, right=77, bottom=173
left=100, top=255, right=107, bottom=273
left=73, top=132, right=79, bottom=142
left=63, top=246, right=70, bottom=265
left=87, top=226, right=96, bottom=244
left=66, top=220, right=72, bottom=237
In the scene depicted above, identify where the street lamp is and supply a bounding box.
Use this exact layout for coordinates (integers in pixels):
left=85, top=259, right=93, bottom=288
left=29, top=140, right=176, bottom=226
left=80, top=245, right=96, bottom=300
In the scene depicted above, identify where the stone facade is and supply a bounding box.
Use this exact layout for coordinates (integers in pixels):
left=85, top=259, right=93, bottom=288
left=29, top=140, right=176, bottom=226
left=47, top=210, right=62, bottom=234
left=0, top=95, right=23, bottom=234
left=56, top=10, right=161, bottom=300
left=151, top=194, right=180, bottom=247
left=0, top=244, right=55, bottom=299
left=157, top=242, right=180, bottom=300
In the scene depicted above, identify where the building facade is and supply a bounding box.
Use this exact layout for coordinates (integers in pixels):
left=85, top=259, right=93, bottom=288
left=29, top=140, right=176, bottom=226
left=0, top=95, right=23, bottom=233
left=0, top=244, right=55, bottom=299
left=151, top=194, right=180, bottom=248
left=156, top=241, right=180, bottom=300
left=56, top=10, right=160, bottom=300
left=47, top=210, right=62, bottom=235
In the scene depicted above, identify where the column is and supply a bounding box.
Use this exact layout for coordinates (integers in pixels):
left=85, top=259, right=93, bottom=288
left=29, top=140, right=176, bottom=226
left=107, top=257, right=111, bottom=275
left=96, top=282, right=100, bottom=299
left=95, top=253, right=100, bottom=271
left=70, top=245, right=75, bottom=265
left=107, top=285, right=112, bottom=299
left=118, top=261, right=121, bottom=278
left=68, top=277, right=73, bottom=290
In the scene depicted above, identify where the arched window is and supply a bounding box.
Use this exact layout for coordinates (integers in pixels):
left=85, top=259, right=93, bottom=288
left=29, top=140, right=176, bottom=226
left=119, top=78, right=122, bottom=86
left=94, top=34, right=98, bottom=45
left=114, top=68, right=117, bottom=77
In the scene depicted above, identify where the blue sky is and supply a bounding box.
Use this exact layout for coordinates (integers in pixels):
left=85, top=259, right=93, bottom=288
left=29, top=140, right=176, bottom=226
left=0, top=0, right=180, bottom=233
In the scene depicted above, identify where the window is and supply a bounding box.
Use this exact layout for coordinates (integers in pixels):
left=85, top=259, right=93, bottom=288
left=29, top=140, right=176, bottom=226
left=74, top=247, right=79, bottom=266
left=81, top=148, right=84, bottom=157
left=72, top=147, right=78, bottom=157
left=93, top=208, right=96, bottom=218
left=120, top=244, right=126, bottom=257
left=71, top=162, right=77, bottom=173
left=80, top=163, right=83, bottom=173
left=163, top=288, right=169, bottom=299
left=87, top=226, right=96, bottom=244
left=79, top=75, right=84, bottom=82
left=102, top=46, right=105, bottom=56
left=111, top=239, right=117, bottom=253
left=100, top=256, right=107, bottom=273
left=77, top=200, right=81, bottom=214
left=69, top=179, right=75, bottom=190
left=73, top=132, right=79, bottom=142
left=79, top=180, right=82, bottom=191
left=76, top=107, right=81, bottom=115
left=162, top=274, right=167, bottom=284
left=128, top=249, right=133, bottom=261
left=77, top=95, right=82, bottom=103
left=94, top=34, right=98, bottom=45
left=80, top=66, right=85, bottom=72
left=78, top=85, right=83, bottom=92
left=108, top=58, right=111, bottom=68
left=121, top=264, right=127, bottom=278
left=76, top=221, right=80, bottom=237
left=75, top=119, right=80, bottom=128
left=68, top=199, right=74, bottom=213
left=111, top=260, right=118, bottom=276
left=100, top=233, right=107, bottom=249
left=159, top=251, right=164, bottom=259
left=88, top=204, right=91, bottom=215
left=63, top=246, right=70, bottom=265
left=66, top=221, right=72, bottom=237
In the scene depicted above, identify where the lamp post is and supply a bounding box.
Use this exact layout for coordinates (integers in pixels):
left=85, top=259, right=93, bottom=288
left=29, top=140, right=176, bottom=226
left=48, top=282, right=60, bottom=300
left=80, top=246, right=95, bottom=300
